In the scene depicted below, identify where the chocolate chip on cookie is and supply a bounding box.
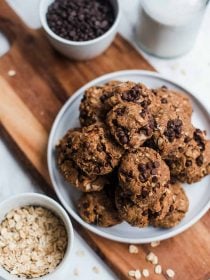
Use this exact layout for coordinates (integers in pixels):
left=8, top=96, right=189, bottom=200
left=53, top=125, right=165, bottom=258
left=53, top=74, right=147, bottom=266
left=115, top=185, right=173, bottom=228
left=78, top=187, right=122, bottom=227
left=101, top=81, right=157, bottom=113
left=151, top=183, right=189, bottom=228
left=118, top=147, right=170, bottom=196
left=106, top=103, right=155, bottom=149
left=70, top=122, right=123, bottom=175
left=152, top=108, right=193, bottom=158
left=154, top=86, right=193, bottom=117
left=165, top=128, right=210, bottom=183
left=56, top=129, right=108, bottom=192
left=79, top=81, right=120, bottom=126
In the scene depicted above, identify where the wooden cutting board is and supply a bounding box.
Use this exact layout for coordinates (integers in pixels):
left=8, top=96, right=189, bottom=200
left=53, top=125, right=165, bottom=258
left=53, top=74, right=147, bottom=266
left=0, top=1, right=210, bottom=279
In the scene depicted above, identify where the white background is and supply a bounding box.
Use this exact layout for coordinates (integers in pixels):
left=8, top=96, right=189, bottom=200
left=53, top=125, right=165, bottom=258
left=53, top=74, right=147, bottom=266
left=0, top=0, right=210, bottom=279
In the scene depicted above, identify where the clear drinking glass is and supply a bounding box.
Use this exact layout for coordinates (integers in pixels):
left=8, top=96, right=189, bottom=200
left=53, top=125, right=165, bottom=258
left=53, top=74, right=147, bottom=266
left=136, top=0, right=208, bottom=58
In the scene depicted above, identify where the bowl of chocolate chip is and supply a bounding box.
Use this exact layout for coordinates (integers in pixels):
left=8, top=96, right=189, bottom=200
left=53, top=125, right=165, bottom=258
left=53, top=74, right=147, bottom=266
left=40, top=0, right=120, bottom=60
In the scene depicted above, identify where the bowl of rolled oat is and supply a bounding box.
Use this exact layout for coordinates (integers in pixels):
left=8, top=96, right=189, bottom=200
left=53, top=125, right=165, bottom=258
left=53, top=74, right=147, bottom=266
left=0, top=193, right=74, bottom=280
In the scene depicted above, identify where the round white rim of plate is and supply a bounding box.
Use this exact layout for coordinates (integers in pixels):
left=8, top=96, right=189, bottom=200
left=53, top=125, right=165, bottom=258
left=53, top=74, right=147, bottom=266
left=48, top=70, right=210, bottom=244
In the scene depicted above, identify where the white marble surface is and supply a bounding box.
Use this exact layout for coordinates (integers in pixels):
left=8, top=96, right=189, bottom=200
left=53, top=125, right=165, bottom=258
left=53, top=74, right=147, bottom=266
left=0, top=0, right=210, bottom=279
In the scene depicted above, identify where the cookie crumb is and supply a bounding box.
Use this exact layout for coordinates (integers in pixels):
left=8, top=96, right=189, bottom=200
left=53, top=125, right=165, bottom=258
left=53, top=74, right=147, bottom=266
left=129, top=244, right=139, bottom=254
left=134, top=269, right=141, bottom=279
left=8, top=70, right=16, bottom=77
left=142, top=269, right=149, bottom=277
left=154, top=264, right=162, bottom=274
left=166, top=268, right=175, bottom=278
left=73, top=268, right=79, bottom=276
left=150, top=241, right=160, bottom=247
left=92, top=266, right=100, bottom=274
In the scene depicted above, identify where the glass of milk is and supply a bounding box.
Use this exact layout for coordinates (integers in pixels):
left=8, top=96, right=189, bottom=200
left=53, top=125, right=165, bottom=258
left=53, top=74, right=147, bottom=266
left=136, top=0, right=208, bottom=58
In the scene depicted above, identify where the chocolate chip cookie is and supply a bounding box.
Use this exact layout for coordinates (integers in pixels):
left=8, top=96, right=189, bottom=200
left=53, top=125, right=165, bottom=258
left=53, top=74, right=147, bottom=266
left=115, top=186, right=173, bottom=227
left=56, top=129, right=108, bottom=192
left=166, top=129, right=210, bottom=183
left=153, top=86, right=193, bottom=117
left=106, top=102, right=155, bottom=149
left=152, top=107, right=193, bottom=158
left=78, top=188, right=122, bottom=227
left=118, top=147, right=170, bottom=197
left=80, top=81, right=120, bottom=126
left=100, top=81, right=157, bottom=113
left=152, top=183, right=189, bottom=228
left=71, top=122, right=124, bottom=175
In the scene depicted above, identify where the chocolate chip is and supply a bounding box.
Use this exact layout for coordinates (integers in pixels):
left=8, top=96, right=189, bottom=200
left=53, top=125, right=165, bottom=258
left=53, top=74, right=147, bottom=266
left=146, top=161, right=153, bottom=169
left=169, top=205, right=174, bottom=212
left=115, top=107, right=126, bottom=116
left=142, top=189, right=148, bottom=198
left=193, top=129, right=205, bottom=151
left=151, top=169, right=157, bottom=175
left=161, top=85, right=168, bottom=89
left=196, top=155, right=203, bottom=166
left=184, top=136, right=191, bottom=143
left=82, top=202, right=89, bottom=209
left=164, top=118, right=183, bottom=141
left=97, top=144, right=104, bottom=152
left=121, top=86, right=141, bottom=102
left=94, top=166, right=100, bottom=173
left=170, top=176, right=177, bottom=184
left=140, top=109, right=147, bottom=118
left=47, top=0, right=115, bottom=42
left=161, top=97, right=168, bottom=104
left=152, top=176, right=158, bottom=182
left=142, top=210, right=148, bottom=216
left=120, top=135, right=128, bottom=144
left=185, top=160, right=192, bottom=167
left=153, top=161, right=160, bottom=168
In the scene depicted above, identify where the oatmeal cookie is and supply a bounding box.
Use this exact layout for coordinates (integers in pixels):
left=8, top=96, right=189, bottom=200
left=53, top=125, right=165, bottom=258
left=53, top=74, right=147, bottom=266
left=71, top=122, right=123, bottom=175
left=152, top=183, right=189, bottom=228
left=79, top=81, right=120, bottom=126
left=152, top=107, right=193, bottom=158
left=115, top=186, right=173, bottom=228
left=153, top=86, right=193, bottom=117
left=106, top=102, right=155, bottom=149
left=166, top=129, right=210, bottom=183
left=100, top=81, right=157, bottom=113
left=78, top=188, right=122, bottom=227
left=56, top=129, right=108, bottom=192
left=118, top=147, right=170, bottom=196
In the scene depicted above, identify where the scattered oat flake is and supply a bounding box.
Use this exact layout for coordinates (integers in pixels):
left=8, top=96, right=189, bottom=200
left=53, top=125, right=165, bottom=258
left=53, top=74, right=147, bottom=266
left=134, top=269, right=141, bottom=279
left=76, top=250, right=85, bottom=257
left=146, top=252, right=155, bottom=262
left=152, top=255, right=158, bottom=265
left=154, top=264, right=162, bottom=275
left=150, top=240, right=160, bottom=247
left=166, top=268, right=175, bottom=278
left=73, top=268, right=79, bottom=276
left=129, top=244, right=139, bottom=254
left=8, top=70, right=16, bottom=77
left=142, top=269, right=149, bottom=277
left=92, top=266, right=100, bottom=274
left=180, top=69, right=186, bottom=75
left=128, top=270, right=136, bottom=277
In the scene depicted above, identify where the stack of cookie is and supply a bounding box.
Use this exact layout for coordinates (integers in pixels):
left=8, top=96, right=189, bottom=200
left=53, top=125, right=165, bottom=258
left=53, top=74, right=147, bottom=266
left=56, top=81, right=210, bottom=228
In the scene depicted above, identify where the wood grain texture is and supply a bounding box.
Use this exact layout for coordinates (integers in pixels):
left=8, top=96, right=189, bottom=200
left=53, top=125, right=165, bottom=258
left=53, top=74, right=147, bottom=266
left=0, top=1, right=210, bottom=279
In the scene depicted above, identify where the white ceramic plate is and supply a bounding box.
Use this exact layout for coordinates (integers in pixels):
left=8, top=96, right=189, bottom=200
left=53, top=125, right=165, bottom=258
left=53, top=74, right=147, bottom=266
left=48, top=70, right=210, bottom=244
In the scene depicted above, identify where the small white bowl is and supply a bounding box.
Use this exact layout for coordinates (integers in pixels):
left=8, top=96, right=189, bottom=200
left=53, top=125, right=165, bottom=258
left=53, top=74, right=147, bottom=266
left=39, top=0, right=120, bottom=60
left=0, top=193, right=74, bottom=280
